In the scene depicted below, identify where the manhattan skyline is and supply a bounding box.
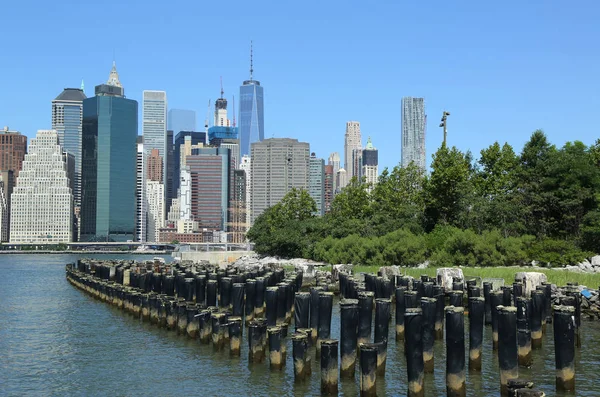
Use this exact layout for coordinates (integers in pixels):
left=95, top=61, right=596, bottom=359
left=2, top=1, right=599, bottom=171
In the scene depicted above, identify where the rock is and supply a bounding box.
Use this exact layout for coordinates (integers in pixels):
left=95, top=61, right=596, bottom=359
left=436, top=268, right=464, bottom=292
left=577, top=260, right=593, bottom=272
left=591, top=255, right=600, bottom=268
left=514, top=272, right=548, bottom=297
left=416, top=261, right=429, bottom=269
left=379, top=266, right=401, bottom=281
left=332, top=264, right=353, bottom=282
left=482, top=277, right=505, bottom=291
left=295, top=263, right=317, bottom=281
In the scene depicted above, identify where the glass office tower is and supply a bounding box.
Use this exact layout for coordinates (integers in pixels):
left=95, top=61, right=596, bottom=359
left=239, top=79, right=264, bottom=158
left=81, top=66, right=138, bottom=242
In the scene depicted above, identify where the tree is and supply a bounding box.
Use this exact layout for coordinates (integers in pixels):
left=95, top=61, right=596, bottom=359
left=326, top=177, right=373, bottom=238
left=424, top=145, right=473, bottom=231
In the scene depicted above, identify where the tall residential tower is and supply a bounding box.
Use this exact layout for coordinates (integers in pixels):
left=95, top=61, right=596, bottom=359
left=401, top=97, right=426, bottom=171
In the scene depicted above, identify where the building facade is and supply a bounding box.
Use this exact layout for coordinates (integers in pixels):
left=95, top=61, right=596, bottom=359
left=173, top=131, right=206, bottom=197
left=146, top=180, right=164, bottom=242
left=324, top=165, right=333, bottom=214
left=166, top=129, right=174, bottom=211
left=135, top=138, right=146, bottom=242
left=142, top=91, right=167, bottom=223
left=250, top=138, right=310, bottom=224
left=81, top=63, right=137, bottom=242
left=0, top=127, right=27, bottom=177
left=336, top=168, right=347, bottom=194
left=309, top=153, right=325, bottom=216
left=168, top=109, right=196, bottom=135
left=401, top=97, right=426, bottom=171
left=239, top=46, right=264, bottom=157
left=362, top=137, right=379, bottom=191
left=187, top=147, right=233, bottom=231
left=344, top=121, right=361, bottom=180
left=147, top=148, right=163, bottom=182
left=239, top=155, right=251, bottom=222
left=328, top=152, right=341, bottom=193
left=10, top=130, right=73, bottom=243
left=52, top=88, right=86, bottom=209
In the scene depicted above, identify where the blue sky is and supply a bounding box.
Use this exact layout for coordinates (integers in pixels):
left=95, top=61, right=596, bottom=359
left=1, top=0, right=599, bottom=171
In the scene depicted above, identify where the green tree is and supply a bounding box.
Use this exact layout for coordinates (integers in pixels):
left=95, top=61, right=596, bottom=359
left=326, top=177, right=373, bottom=238
left=424, top=145, right=473, bottom=231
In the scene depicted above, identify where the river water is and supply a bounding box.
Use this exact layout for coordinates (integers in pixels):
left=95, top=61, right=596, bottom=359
left=1, top=254, right=598, bottom=396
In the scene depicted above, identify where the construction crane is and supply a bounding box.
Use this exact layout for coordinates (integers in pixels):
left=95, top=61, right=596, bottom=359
left=232, top=95, right=236, bottom=127
left=439, top=111, right=450, bottom=147
left=204, top=99, right=211, bottom=144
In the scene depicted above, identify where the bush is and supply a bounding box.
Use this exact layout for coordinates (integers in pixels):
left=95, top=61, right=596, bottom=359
left=526, top=238, right=592, bottom=267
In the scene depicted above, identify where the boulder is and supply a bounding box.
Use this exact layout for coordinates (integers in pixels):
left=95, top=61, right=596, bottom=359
left=416, top=261, right=429, bottom=269
left=332, top=264, right=353, bottom=282
left=514, top=272, right=548, bottom=297
left=436, top=268, right=464, bottom=292
left=591, top=255, right=600, bottom=268
left=295, top=262, right=317, bottom=281
left=379, top=266, right=401, bottom=281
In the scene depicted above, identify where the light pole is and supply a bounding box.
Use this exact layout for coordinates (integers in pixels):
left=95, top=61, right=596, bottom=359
left=439, top=111, right=450, bottom=147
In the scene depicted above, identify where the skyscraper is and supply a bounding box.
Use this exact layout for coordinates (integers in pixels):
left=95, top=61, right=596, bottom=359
left=173, top=131, right=206, bottom=198
left=0, top=127, right=27, bottom=177
left=81, top=62, right=138, bottom=242
left=10, top=130, right=73, bottom=243
left=147, top=148, right=163, bottom=182
left=0, top=170, right=14, bottom=242
left=336, top=168, right=347, bottom=194
left=344, top=121, right=361, bottom=180
left=309, top=153, right=325, bottom=216
left=52, top=88, right=86, bottom=209
left=401, top=97, right=426, bottom=171
left=168, top=109, right=196, bottom=134
left=250, top=138, right=309, bottom=224
left=239, top=42, right=265, bottom=157
left=166, top=129, right=174, bottom=211
left=142, top=90, right=168, bottom=182
left=146, top=180, right=164, bottom=242
left=186, top=147, right=233, bottom=231
left=324, top=165, right=333, bottom=214
left=328, top=152, right=341, bottom=193
left=135, top=137, right=146, bottom=242
left=208, top=90, right=240, bottom=168
left=239, top=155, right=251, bottom=222
left=362, top=137, right=379, bottom=191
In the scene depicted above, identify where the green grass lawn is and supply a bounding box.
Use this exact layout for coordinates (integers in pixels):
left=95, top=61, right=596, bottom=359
left=351, top=266, right=600, bottom=288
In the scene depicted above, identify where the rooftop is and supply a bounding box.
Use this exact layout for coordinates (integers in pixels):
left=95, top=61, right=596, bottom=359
left=54, top=88, right=87, bottom=102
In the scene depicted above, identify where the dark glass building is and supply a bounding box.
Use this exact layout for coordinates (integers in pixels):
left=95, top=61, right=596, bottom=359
left=239, top=46, right=264, bottom=157
left=81, top=64, right=138, bottom=242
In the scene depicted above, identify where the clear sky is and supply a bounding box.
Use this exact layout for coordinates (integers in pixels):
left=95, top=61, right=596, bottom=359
left=1, top=0, right=599, bottom=171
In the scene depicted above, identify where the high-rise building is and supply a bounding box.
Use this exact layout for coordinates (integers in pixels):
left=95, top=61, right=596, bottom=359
left=239, top=155, right=251, bottom=221
left=52, top=88, right=86, bottom=209
left=135, top=137, right=146, bottom=242
left=324, top=165, right=333, bottom=214
left=179, top=167, right=192, bottom=221
left=0, top=127, right=27, bottom=177
left=344, top=121, right=361, bottom=181
left=239, top=43, right=265, bottom=157
left=0, top=170, right=14, bottom=241
left=173, top=131, right=206, bottom=197
left=250, top=138, right=309, bottom=224
left=10, top=130, right=73, bottom=243
left=336, top=168, right=347, bottom=194
left=328, top=152, right=341, bottom=193
left=146, top=180, right=164, bottom=242
left=401, top=97, right=426, bottom=171
left=168, top=109, right=196, bottom=134
left=147, top=148, right=163, bottom=182
left=230, top=169, right=248, bottom=243
left=309, top=153, right=325, bottom=216
left=81, top=62, right=137, bottom=242
left=166, top=129, right=174, bottom=211
left=362, top=137, right=379, bottom=191
left=352, top=148, right=363, bottom=181
left=186, top=147, right=233, bottom=231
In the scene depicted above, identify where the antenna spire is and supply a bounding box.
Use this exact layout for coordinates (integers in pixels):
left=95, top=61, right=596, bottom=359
left=250, top=40, right=254, bottom=80
left=220, top=76, right=224, bottom=98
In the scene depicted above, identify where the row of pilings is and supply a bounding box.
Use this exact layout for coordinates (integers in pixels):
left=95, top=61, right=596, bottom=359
left=67, top=260, right=582, bottom=396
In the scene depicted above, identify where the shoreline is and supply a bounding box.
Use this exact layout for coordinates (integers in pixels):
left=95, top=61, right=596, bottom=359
left=0, top=250, right=172, bottom=255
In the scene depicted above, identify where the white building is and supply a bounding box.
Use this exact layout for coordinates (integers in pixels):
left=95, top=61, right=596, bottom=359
left=146, top=180, right=164, bottom=242
left=328, top=152, right=341, bottom=192
left=10, top=130, right=73, bottom=243
left=167, top=198, right=180, bottom=224
left=344, top=121, right=362, bottom=180
left=179, top=167, right=192, bottom=220
left=135, top=140, right=147, bottom=242
left=336, top=168, right=348, bottom=193
left=401, top=97, right=426, bottom=171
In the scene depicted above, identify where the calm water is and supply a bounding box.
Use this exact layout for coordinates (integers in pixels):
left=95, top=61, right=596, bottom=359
left=0, top=254, right=598, bottom=396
